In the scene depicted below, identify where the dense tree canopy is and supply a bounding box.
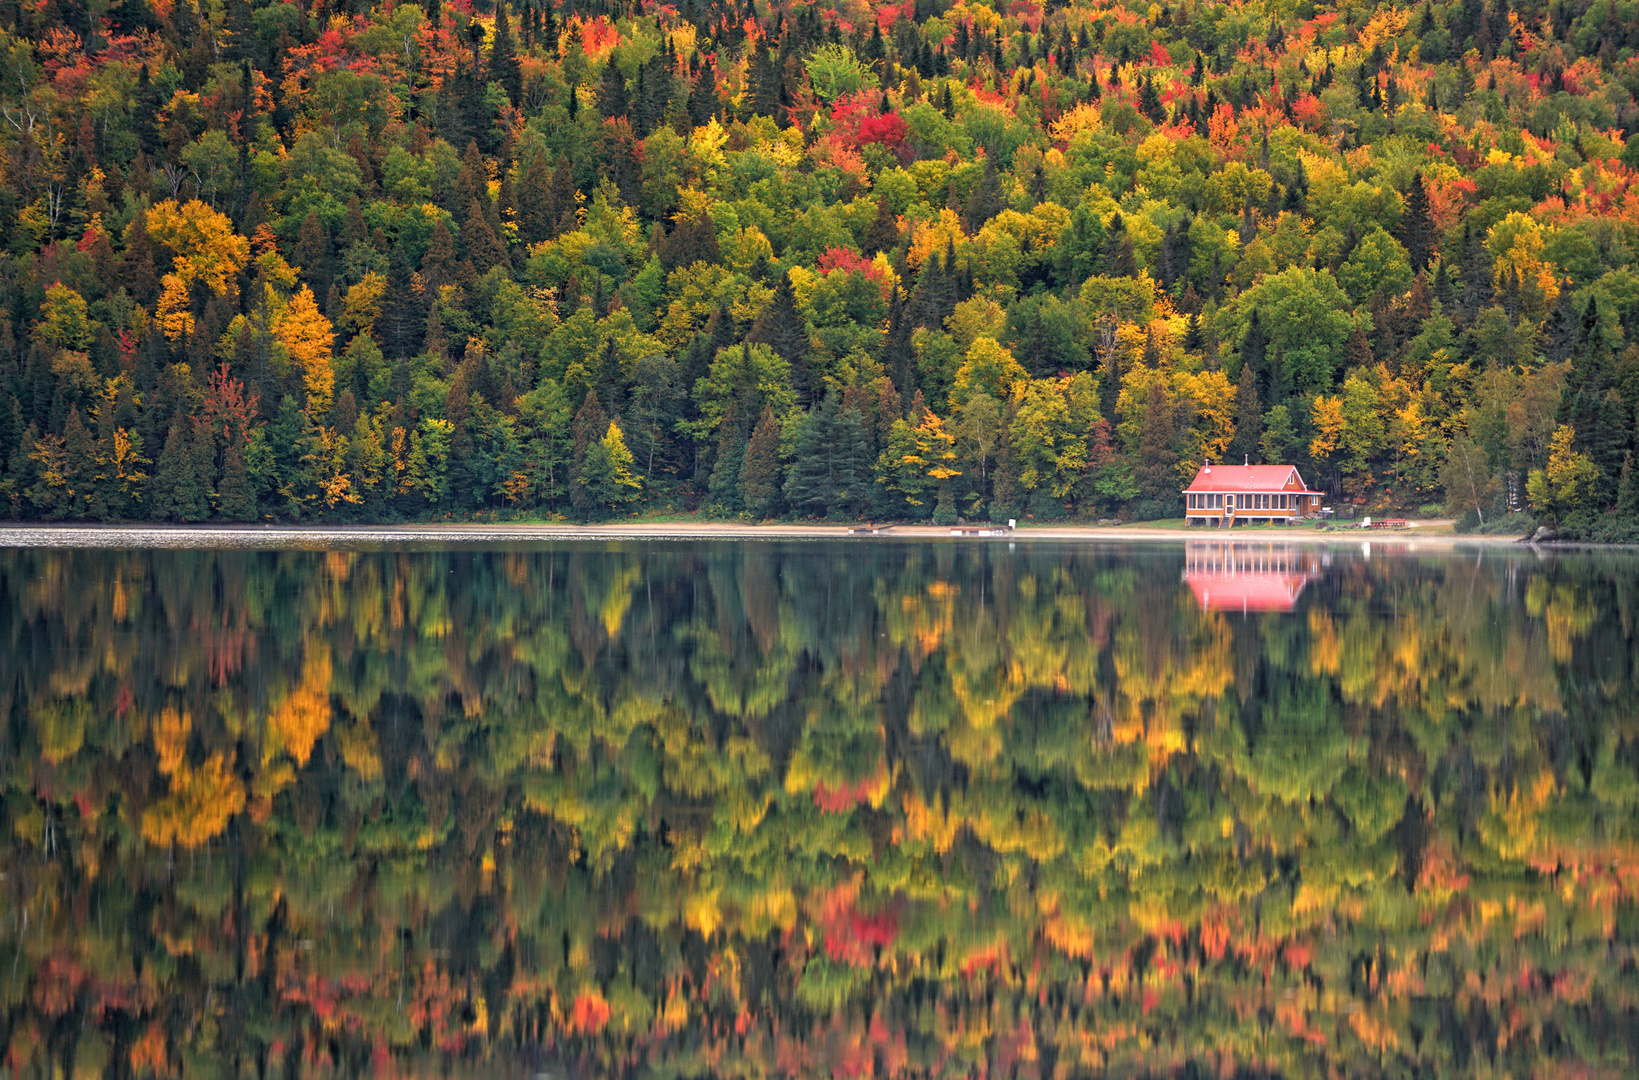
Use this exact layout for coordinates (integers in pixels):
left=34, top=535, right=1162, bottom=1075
left=1, top=0, right=1639, bottom=534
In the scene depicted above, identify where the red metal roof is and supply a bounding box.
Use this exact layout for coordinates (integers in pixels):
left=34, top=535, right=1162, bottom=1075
left=1182, top=464, right=1320, bottom=494
left=1185, top=572, right=1314, bottom=612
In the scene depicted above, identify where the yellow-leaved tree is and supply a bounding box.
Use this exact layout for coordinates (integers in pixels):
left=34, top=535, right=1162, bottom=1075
left=1527, top=425, right=1599, bottom=524
left=143, top=199, right=250, bottom=341
left=140, top=753, right=246, bottom=848
left=275, top=284, right=337, bottom=416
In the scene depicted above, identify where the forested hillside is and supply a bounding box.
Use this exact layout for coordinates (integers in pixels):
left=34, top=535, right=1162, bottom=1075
left=1, top=0, right=1638, bottom=533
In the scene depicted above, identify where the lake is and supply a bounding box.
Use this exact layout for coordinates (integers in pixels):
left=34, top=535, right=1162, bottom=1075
left=2, top=537, right=1637, bottom=1078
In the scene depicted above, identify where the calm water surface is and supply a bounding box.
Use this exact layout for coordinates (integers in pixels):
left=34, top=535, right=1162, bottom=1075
left=2, top=539, right=1638, bottom=1078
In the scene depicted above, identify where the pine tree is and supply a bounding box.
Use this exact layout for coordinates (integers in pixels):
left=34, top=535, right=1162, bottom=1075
left=739, top=405, right=783, bottom=517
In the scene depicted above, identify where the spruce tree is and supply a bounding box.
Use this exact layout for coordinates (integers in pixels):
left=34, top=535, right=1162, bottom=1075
left=569, top=389, right=608, bottom=516
left=515, top=151, right=555, bottom=246
left=1400, top=171, right=1435, bottom=272
left=1228, top=364, right=1262, bottom=465
left=746, top=272, right=813, bottom=403
left=1133, top=383, right=1179, bottom=503
left=218, top=440, right=257, bottom=521
left=600, top=61, right=630, bottom=121
left=60, top=408, right=94, bottom=520
left=150, top=413, right=206, bottom=522
left=489, top=3, right=523, bottom=104
left=864, top=193, right=900, bottom=256
left=785, top=392, right=840, bottom=518
left=709, top=404, right=747, bottom=512
left=463, top=199, right=508, bottom=275
left=739, top=405, right=783, bottom=517
left=963, top=154, right=1004, bottom=232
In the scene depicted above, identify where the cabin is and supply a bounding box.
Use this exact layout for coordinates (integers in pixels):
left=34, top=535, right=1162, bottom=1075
left=1182, top=464, right=1324, bottom=526
left=1183, top=541, right=1322, bottom=613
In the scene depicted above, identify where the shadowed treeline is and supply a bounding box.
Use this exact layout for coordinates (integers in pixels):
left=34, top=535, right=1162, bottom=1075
left=1, top=540, right=1638, bottom=1078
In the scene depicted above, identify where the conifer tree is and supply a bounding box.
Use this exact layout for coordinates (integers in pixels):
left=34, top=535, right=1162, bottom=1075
left=569, top=389, right=608, bottom=516
left=1133, top=382, right=1179, bottom=504
left=490, top=3, right=523, bottom=104
left=464, top=199, right=508, bottom=275
left=785, top=391, right=861, bottom=518
left=1400, top=171, right=1435, bottom=272
left=746, top=272, right=813, bottom=404
left=515, top=151, right=556, bottom=246
left=577, top=421, right=642, bottom=515
left=864, top=194, right=900, bottom=256
left=151, top=413, right=209, bottom=522
left=1228, top=363, right=1262, bottom=465
left=218, top=440, right=257, bottom=521
left=740, top=405, right=783, bottom=517
left=599, top=62, right=630, bottom=121
left=709, top=404, right=747, bottom=511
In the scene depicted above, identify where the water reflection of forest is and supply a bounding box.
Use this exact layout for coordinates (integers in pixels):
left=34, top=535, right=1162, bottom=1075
left=2, top=542, right=1637, bottom=1078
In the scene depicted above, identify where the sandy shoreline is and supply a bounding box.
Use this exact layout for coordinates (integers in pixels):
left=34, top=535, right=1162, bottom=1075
left=0, top=520, right=1553, bottom=550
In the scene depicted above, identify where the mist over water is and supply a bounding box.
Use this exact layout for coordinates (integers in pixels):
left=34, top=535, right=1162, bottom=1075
left=2, top=540, right=1637, bottom=1078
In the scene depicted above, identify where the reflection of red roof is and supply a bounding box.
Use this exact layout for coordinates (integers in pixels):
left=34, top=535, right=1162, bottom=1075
left=1186, top=572, right=1312, bottom=612
left=1183, top=464, right=1321, bottom=494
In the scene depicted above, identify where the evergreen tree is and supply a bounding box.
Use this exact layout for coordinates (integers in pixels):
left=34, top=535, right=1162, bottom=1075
left=151, top=413, right=209, bottom=522
left=490, top=3, right=524, bottom=104
left=1228, top=364, right=1262, bottom=465
left=1241, top=310, right=1271, bottom=404
left=864, top=194, right=901, bottom=256
left=746, top=272, right=813, bottom=404
left=515, top=151, right=556, bottom=246
left=569, top=389, right=608, bottom=516
left=599, top=61, right=630, bottom=121
left=1133, top=383, right=1179, bottom=503
left=1399, top=171, right=1435, bottom=272
left=464, top=199, right=509, bottom=275
left=709, top=404, right=747, bottom=511
left=577, top=421, right=642, bottom=515
left=739, top=405, right=783, bottom=517
left=218, top=440, right=257, bottom=521
left=785, top=391, right=862, bottom=518
left=1139, top=77, right=1165, bottom=123
left=963, top=154, right=1004, bottom=232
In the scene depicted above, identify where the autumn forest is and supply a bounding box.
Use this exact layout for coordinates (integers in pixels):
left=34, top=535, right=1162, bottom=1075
left=1, top=0, right=1639, bottom=531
